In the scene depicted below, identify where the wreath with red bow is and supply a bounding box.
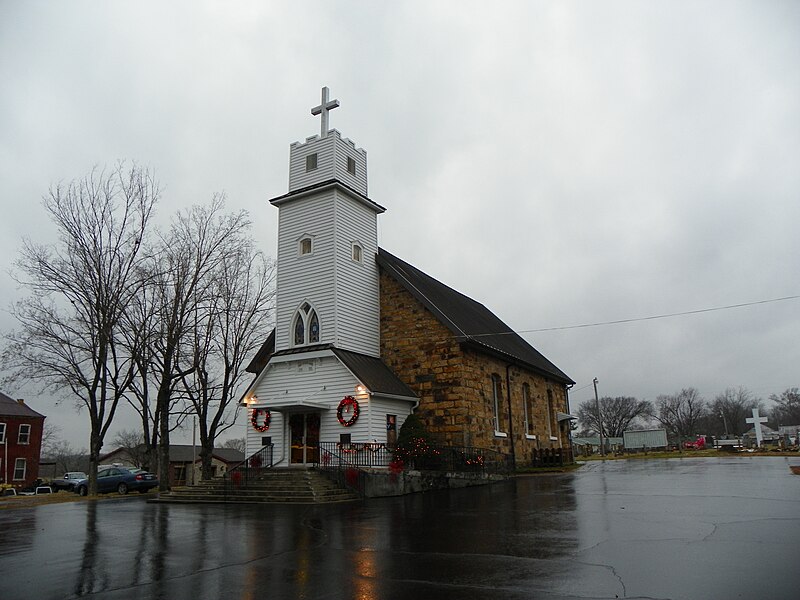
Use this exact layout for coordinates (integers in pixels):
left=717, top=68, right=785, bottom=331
left=250, top=408, right=271, bottom=432
left=337, top=396, right=360, bottom=427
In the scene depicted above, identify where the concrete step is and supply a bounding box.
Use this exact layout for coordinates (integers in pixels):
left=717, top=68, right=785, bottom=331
left=153, top=469, right=359, bottom=504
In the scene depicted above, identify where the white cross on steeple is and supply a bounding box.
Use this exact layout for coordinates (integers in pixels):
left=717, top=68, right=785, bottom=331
left=311, top=86, right=340, bottom=138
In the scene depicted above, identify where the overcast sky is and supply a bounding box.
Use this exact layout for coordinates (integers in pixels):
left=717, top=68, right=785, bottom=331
left=1, top=1, right=798, bottom=450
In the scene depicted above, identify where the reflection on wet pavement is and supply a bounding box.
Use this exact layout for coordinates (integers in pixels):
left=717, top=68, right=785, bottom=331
left=0, top=456, right=798, bottom=599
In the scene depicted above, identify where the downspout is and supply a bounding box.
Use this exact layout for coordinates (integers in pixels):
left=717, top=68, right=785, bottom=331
left=505, top=364, right=516, bottom=469
left=564, top=383, right=574, bottom=459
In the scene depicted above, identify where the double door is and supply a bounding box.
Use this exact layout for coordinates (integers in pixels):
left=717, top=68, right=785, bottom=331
left=289, top=412, right=320, bottom=465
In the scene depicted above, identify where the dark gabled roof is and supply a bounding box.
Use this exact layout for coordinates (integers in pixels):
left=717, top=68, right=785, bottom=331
left=0, top=391, right=46, bottom=418
left=244, top=339, right=416, bottom=399
left=331, top=348, right=417, bottom=399
left=376, top=248, right=574, bottom=385
left=100, top=444, right=245, bottom=465
left=245, top=328, right=275, bottom=374
left=168, top=445, right=245, bottom=464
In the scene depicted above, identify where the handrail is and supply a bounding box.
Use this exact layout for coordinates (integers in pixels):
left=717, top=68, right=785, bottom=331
left=224, top=444, right=274, bottom=494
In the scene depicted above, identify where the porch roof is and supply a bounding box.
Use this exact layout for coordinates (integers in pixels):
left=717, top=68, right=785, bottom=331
left=263, top=399, right=331, bottom=413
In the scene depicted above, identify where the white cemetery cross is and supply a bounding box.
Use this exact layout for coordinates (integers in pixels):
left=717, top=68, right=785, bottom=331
left=746, top=407, right=769, bottom=447
left=311, top=86, right=340, bottom=138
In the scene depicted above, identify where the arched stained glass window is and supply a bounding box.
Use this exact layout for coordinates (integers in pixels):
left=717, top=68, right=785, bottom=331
left=309, top=311, right=320, bottom=343
left=292, top=302, right=321, bottom=347
left=294, top=313, right=305, bottom=345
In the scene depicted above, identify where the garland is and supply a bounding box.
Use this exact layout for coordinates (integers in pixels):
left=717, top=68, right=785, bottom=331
left=337, top=396, right=360, bottom=427
left=250, top=408, right=271, bottom=432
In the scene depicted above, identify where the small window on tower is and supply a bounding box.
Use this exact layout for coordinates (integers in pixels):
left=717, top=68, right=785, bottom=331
left=352, top=243, right=362, bottom=262
left=306, top=153, right=318, bottom=171
left=299, top=237, right=312, bottom=255
left=347, top=156, right=356, bottom=175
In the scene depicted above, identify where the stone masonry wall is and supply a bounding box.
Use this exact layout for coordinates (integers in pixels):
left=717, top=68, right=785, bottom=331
left=379, top=271, right=571, bottom=466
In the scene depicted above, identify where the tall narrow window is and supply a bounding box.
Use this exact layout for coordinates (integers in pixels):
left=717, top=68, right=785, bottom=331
left=352, top=243, right=362, bottom=262
left=523, top=383, right=534, bottom=436
left=309, top=311, right=320, bottom=343
left=293, top=313, right=305, bottom=345
left=13, top=458, right=26, bottom=481
left=292, top=303, right=320, bottom=346
left=547, top=389, right=555, bottom=439
left=491, top=374, right=504, bottom=434
left=347, top=156, right=356, bottom=175
left=386, top=415, right=397, bottom=447
left=18, top=423, right=30, bottom=445
left=0, top=422, right=5, bottom=443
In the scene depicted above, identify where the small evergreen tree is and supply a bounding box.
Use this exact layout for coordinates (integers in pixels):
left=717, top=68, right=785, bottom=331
left=395, top=413, right=434, bottom=463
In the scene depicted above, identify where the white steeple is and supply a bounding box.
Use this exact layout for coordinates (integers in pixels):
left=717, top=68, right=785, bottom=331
left=270, top=87, right=384, bottom=357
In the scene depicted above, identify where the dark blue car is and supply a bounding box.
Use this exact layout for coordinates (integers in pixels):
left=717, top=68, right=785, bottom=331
left=73, top=467, right=158, bottom=496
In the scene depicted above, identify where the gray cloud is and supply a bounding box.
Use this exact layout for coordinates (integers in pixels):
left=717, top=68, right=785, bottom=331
left=1, top=0, right=798, bottom=446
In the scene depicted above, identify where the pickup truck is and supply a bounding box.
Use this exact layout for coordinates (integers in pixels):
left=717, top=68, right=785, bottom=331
left=49, top=472, right=88, bottom=492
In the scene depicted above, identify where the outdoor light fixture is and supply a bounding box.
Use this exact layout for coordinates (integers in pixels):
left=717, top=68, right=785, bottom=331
left=355, top=384, right=366, bottom=394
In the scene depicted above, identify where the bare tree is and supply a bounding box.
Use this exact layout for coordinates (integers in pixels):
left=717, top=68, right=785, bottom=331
left=40, top=422, right=63, bottom=458
left=179, top=242, right=275, bottom=480
left=147, top=197, right=252, bottom=490
left=111, top=429, right=149, bottom=469
left=222, top=437, right=247, bottom=454
left=769, top=388, right=800, bottom=426
left=707, top=387, right=761, bottom=436
left=44, top=440, right=89, bottom=474
left=576, top=396, right=652, bottom=438
left=2, top=164, right=157, bottom=494
left=655, top=388, right=707, bottom=446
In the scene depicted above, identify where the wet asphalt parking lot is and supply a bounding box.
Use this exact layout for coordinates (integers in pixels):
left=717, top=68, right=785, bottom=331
left=1, top=456, right=798, bottom=600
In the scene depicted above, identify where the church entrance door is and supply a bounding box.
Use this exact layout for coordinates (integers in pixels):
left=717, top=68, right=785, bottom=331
left=289, top=413, right=320, bottom=465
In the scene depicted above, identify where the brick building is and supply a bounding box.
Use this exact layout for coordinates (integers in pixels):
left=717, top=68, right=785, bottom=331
left=243, top=88, right=574, bottom=467
left=0, top=391, right=46, bottom=490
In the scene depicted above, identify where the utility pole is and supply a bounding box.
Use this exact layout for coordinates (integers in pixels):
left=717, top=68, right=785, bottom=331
left=594, top=378, right=604, bottom=457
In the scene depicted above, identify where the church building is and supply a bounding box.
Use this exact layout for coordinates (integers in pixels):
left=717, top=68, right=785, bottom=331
left=243, top=88, right=574, bottom=468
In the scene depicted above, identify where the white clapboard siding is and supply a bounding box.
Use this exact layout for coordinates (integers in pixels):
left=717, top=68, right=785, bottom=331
left=245, top=411, right=285, bottom=460
left=333, top=189, right=381, bottom=356
left=368, top=396, right=415, bottom=445
left=274, top=191, right=336, bottom=350
left=288, top=131, right=367, bottom=196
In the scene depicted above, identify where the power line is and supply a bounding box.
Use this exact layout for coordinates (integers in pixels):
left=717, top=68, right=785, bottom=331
left=470, top=294, right=800, bottom=337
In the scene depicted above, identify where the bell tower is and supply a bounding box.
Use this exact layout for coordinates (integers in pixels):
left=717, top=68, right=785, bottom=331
left=270, top=87, right=384, bottom=357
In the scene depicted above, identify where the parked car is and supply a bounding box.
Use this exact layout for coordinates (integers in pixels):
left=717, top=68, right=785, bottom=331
left=50, top=472, right=88, bottom=492
left=73, top=467, right=158, bottom=496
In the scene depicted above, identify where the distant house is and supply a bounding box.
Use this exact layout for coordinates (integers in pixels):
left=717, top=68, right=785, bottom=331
left=100, top=444, right=244, bottom=486
left=742, top=424, right=781, bottom=447
left=572, top=436, right=624, bottom=455
left=0, top=392, right=46, bottom=490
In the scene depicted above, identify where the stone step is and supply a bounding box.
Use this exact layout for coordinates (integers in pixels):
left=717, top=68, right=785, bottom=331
left=152, top=469, right=359, bottom=504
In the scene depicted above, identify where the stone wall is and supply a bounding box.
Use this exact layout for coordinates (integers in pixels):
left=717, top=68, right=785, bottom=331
left=379, top=271, right=572, bottom=466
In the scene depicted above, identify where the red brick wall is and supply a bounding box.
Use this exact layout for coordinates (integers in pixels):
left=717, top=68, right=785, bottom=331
left=0, top=415, right=45, bottom=489
left=380, top=270, right=571, bottom=465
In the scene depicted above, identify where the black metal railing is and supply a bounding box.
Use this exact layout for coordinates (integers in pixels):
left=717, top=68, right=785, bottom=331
left=530, top=447, right=571, bottom=467
left=398, top=445, right=513, bottom=474
left=315, top=442, right=512, bottom=475
left=317, top=442, right=393, bottom=469
left=223, top=444, right=274, bottom=493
